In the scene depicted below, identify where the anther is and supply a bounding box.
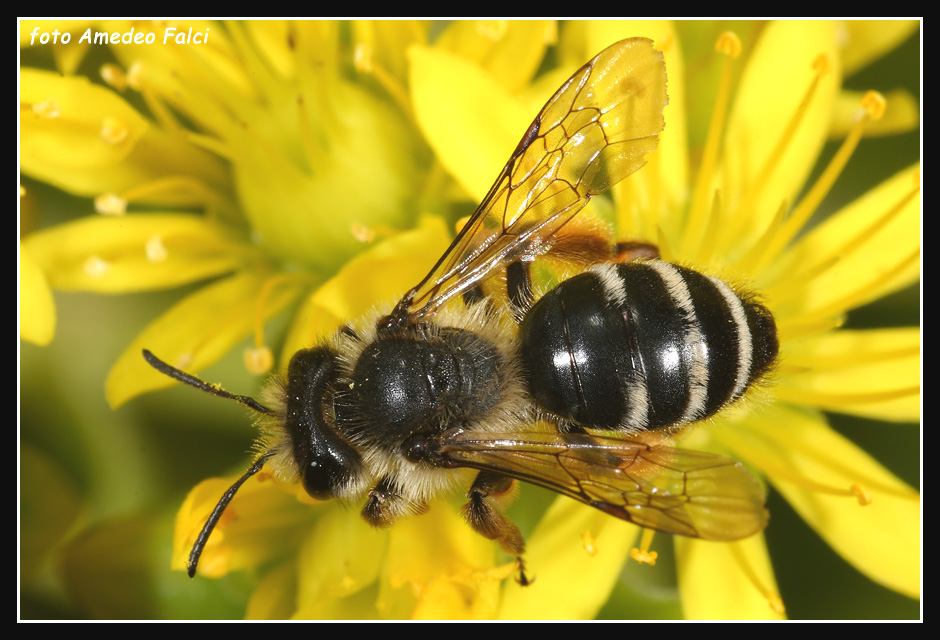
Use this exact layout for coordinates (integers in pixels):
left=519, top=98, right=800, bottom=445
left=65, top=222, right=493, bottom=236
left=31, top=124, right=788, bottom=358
left=812, top=53, right=830, bottom=75
left=851, top=482, right=872, bottom=506
left=244, top=346, right=273, bottom=375
left=353, top=43, right=374, bottom=73
left=681, top=31, right=739, bottom=258
left=32, top=99, right=60, bottom=118
left=351, top=222, right=376, bottom=244
left=860, top=90, right=886, bottom=121
left=630, top=528, right=658, bottom=565
left=101, top=116, right=129, bottom=144
left=715, top=31, right=742, bottom=58
left=100, top=63, right=127, bottom=91
left=83, top=255, right=110, bottom=277
left=126, top=62, right=146, bottom=90
left=95, top=193, right=127, bottom=216
left=729, top=543, right=786, bottom=616
left=581, top=531, right=598, bottom=556
left=145, top=234, right=168, bottom=263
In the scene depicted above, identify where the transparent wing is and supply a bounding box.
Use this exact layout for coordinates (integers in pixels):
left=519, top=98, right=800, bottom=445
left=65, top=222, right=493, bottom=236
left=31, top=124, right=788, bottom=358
left=433, top=430, right=768, bottom=541
left=399, top=37, right=668, bottom=323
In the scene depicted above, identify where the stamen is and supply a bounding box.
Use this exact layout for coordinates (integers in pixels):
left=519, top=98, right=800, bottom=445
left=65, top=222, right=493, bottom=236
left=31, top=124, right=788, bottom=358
left=629, top=528, right=658, bottom=565
left=766, top=175, right=920, bottom=304
left=351, top=221, right=376, bottom=244
left=753, top=442, right=915, bottom=500
left=695, top=190, right=724, bottom=264
left=100, top=63, right=127, bottom=91
left=101, top=116, right=129, bottom=144
left=755, top=90, right=887, bottom=273
left=110, top=177, right=227, bottom=216
left=126, top=61, right=184, bottom=134
left=852, top=483, right=872, bottom=506
left=83, top=255, right=111, bottom=277
left=774, top=385, right=920, bottom=409
left=95, top=193, right=127, bottom=216
left=680, top=32, right=740, bottom=258
left=775, top=315, right=843, bottom=342
left=581, top=531, right=598, bottom=556
left=739, top=55, right=830, bottom=272
left=145, top=234, right=168, bottom=263
left=353, top=42, right=414, bottom=121
left=126, top=61, right=146, bottom=90
left=736, top=199, right=788, bottom=276
left=351, top=222, right=396, bottom=244
left=476, top=20, right=508, bottom=40
left=244, top=346, right=274, bottom=375
left=792, top=247, right=919, bottom=324
left=32, top=99, right=60, bottom=118
left=728, top=543, right=785, bottom=615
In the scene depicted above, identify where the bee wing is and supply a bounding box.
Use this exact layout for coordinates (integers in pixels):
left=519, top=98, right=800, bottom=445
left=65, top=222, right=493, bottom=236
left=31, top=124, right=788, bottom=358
left=435, top=430, right=768, bottom=541
left=401, top=38, right=668, bottom=323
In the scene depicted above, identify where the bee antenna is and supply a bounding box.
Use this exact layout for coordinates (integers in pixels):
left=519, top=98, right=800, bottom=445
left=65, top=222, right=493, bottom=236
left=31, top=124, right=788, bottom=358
left=142, top=349, right=274, bottom=416
left=187, top=452, right=273, bottom=578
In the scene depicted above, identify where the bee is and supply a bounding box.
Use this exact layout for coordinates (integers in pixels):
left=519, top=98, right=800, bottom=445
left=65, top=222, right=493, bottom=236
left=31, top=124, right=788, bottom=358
left=145, top=37, right=777, bottom=580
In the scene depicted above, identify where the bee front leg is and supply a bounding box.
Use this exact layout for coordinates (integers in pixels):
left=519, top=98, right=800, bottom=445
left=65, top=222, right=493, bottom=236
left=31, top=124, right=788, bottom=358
left=464, top=470, right=532, bottom=585
left=361, top=475, right=426, bottom=528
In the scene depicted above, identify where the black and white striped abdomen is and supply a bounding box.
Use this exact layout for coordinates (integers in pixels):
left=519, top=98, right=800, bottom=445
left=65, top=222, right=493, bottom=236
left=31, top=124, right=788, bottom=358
left=518, top=260, right=778, bottom=431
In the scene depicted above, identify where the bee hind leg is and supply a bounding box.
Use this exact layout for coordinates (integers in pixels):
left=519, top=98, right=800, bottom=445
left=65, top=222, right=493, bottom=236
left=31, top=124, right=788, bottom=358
left=614, top=241, right=660, bottom=262
left=464, top=470, right=533, bottom=585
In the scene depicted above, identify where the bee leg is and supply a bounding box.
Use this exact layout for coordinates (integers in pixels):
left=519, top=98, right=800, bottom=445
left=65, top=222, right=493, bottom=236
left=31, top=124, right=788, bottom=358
left=462, top=283, right=487, bottom=307
left=614, top=241, right=660, bottom=262
left=506, top=261, right=534, bottom=323
left=361, top=475, right=426, bottom=528
left=464, top=471, right=535, bottom=585
left=464, top=470, right=532, bottom=583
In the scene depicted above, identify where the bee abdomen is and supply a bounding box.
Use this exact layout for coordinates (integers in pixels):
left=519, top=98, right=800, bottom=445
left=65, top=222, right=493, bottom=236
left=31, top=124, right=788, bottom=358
left=518, top=260, right=777, bottom=431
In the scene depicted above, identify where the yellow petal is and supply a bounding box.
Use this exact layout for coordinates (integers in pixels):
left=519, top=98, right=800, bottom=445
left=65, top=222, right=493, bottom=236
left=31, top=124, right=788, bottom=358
left=173, top=472, right=313, bottom=578
left=410, top=44, right=529, bottom=201
left=350, top=20, right=430, bottom=85
left=831, top=89, right=919, bottom=138
left=21, top=68, right=148, bottom=168
left=840, top=20, right=919, bottom=77
left=281, top=216, right=451, bottom=366
left=436, top=20, right=556, bottom=93
left=498, top=498, right=638, bottom=620
left=771, top=164, right=920, bottom=320
left=20, top=244, right=56, bottom=345
left=676, top=535, right=785, bottom=620
left=717, top=406, right=920, bottom=599
left=231, top=78, right=419, bottom=271
left=245, top=562, right=297, bottom=620
left=24, top=214, right=252, bottom=293
left=106, top=270, right=305, bottom=407
left=721, top=21, right=841, bottom=244
left=293, top=506, right=387, bottom=618
left=777, top=328, right=920, bottom=422
left=22, top=65, right=228, bottom=205
left=377, top=500, right=503, bottom=620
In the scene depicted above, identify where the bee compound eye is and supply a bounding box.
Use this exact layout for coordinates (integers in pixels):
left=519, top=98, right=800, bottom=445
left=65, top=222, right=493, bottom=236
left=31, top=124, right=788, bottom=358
left=286, top=346, right=363, bottom=501
left=301, top=456, right=340, bottom=500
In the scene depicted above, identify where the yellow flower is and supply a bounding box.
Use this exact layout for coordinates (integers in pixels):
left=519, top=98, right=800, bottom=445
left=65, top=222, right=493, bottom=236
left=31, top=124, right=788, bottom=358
left=20, top=20, right=918, bottom=619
